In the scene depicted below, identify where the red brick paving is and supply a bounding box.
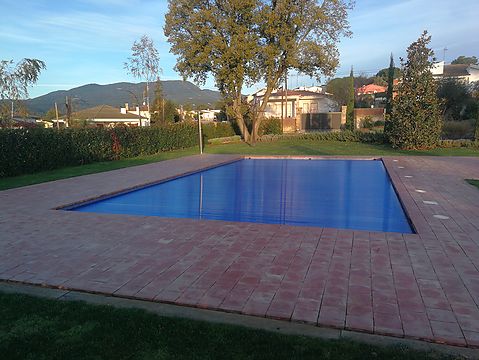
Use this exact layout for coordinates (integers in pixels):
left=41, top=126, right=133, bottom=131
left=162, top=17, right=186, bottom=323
left=1, top=154, right=479, bottom=348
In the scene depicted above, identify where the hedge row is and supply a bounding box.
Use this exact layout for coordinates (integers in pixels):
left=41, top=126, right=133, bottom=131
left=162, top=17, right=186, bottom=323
left=439, top=139, right=479, bottom=148
left=201, top=122, right=236, bottom=140
left=258, top=130, right=386, bottom=144
left=259, top=117, right=283, bottom=136
left=0, top=123, right=199, bottom=177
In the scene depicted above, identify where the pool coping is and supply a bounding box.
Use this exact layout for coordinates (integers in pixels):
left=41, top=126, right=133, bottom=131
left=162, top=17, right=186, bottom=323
left=59, top=155, right=416, bottom=235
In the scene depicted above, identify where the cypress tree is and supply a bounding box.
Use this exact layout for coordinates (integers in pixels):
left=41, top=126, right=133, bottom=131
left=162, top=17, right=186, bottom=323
left=384, top=53, right=395, bottom=137
left=346, top=66, right=355, bottom=130
left=389, top=31, right=442, bottom=149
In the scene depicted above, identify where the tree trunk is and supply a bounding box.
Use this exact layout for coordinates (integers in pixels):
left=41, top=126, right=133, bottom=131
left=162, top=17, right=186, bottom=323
left=251, top=85, right=276, bottom=143
left=232, top=96, right=251, bottom=143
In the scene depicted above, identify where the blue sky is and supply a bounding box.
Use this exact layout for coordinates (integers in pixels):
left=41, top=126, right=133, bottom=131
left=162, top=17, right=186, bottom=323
left=2, top=0, right=478, bottom=98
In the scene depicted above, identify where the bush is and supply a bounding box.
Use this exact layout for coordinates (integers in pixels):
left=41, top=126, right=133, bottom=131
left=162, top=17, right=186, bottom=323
left=259, top=117, right=283, bottom=135
left=360, top=116, right=374, bottom=129
left=0, top=123, right=198, bottom=178
left=207, top=135, right=241, bottom=145
left=201, top=122, right=236, bottom=140
left=373, top=120, right=385, bottom=127
left=439, top=139, right=479, bottom=148
left=442, top=120, right=475, bottom=140
left=258, top=130, right=386, bottom=144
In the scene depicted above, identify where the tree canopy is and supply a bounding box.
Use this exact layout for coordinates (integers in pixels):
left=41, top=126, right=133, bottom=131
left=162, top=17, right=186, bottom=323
left=124, top=35, right=161, bottom=111
left=0, top=58, right=46, bottom=100
left=451, top=56, right=478, bottom=65
left=165, top=0, right=353, bottom=142
left=437, top=78, right=477, bottom=121
left=376, top=66, right=401, bottom=80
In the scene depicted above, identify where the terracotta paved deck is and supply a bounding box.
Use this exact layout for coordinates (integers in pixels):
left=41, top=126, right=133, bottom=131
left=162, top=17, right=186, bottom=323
left=1, top=154, right=479, bottom=348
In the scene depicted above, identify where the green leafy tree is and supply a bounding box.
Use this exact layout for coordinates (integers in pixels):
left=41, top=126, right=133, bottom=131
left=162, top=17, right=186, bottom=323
left=0, top=58, right=46, bottom=100
left=165, top=0, right=353, bottom=143
left=326, top=77, right=350, bottom=105
left=151, top=80, right=178, bottom=124
left=44, top=107, right=61, bottom=120
left=376, top=66, right=402, bottom=81
left=451, top=56, right=478, bottom=65
left=251, top=0, right=353, bottom=141
left=0, top=58, right=45, bottom=126
left=346, top=67, right=354, bottom=130
left=124, top=35, right=161, bottom=112
left=165, top=0, right=258, bottom=141
left=384, top=53, right=395, bottom=136
left=151, top=100, right=179, bottom=124
left=389, top=31, right=443, bottom=149
left=437, top=78, right=477, bottom=120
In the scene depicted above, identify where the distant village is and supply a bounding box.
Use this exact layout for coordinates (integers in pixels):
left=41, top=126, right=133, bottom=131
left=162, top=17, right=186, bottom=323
left=7, top=60, right=479, bottom=134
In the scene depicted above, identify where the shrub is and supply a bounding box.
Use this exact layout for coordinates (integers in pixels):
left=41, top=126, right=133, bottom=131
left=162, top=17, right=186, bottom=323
left=442, top=120, right=475, bottom=140
left=439, top=139, right=479, bottom=148
left=201, top=122, right=236, bottom=140
left=0, top=123, right=198, bottom=178
left=258, top=130, right=385, bottom=144
left=207, top=135, right=241, bottom=145
left=373, top=120, right=385, bottom=127
left=360, top=115, right=374, bottom=129
left=388, top=32, right=443, bottom=149
left=258, top=117, right=283, bottom=136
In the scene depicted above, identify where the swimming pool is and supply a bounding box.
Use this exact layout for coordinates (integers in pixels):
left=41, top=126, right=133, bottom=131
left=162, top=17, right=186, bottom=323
left=68, top=159, right=413, bottom=233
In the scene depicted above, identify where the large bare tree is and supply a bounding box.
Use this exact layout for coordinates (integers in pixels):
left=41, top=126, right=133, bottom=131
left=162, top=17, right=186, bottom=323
left=165, top=0, right=353, bottom=142
left=124, top=35, right=161, bottom=112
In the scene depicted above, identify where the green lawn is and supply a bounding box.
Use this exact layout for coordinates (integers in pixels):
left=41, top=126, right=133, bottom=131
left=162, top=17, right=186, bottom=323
left=0, top=292, right=450, bottom=360
left=466, top=179, right=479, bottom=189
left=207, top=140, right=479, bottom=157
left=1, top=140, right=478, bottom=191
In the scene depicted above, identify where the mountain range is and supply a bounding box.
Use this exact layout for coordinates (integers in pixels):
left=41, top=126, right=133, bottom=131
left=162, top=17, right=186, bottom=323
left=25, top=80, right=222, bottom=115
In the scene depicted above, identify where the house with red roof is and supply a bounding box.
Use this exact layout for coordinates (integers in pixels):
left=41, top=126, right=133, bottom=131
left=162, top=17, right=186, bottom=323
left=356, top=84, right=387, bottom=96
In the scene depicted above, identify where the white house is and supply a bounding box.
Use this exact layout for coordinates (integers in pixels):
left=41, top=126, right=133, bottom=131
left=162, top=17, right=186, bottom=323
left=251, top=89, right=339, bottom=118
left=432, top=61, right=479, bottom=83
left=200, top=109, right=221, bottom=122
left=120, top=103, right=151, bottom=120
left=71, top=105, right=149, bottom=127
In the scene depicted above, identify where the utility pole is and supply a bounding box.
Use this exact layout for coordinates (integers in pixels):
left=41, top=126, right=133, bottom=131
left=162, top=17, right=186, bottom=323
left=54, top=102, right=59, bottom=129
left=443, top=47, right=448, bottom=62
left=285, top=70, right=288, bottom=118
left=65, top=96, right=72, bottom=127
left=11, top=100, right=14, bottom=120
left=198, top=109, right=203, bottom=155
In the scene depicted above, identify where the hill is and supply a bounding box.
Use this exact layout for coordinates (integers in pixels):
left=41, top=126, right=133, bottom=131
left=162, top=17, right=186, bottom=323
left=25, top=81, right=222, bottom=115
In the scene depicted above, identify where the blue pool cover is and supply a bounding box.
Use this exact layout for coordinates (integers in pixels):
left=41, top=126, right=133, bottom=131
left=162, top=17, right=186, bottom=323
left=69, top=159, right=413, bottom=233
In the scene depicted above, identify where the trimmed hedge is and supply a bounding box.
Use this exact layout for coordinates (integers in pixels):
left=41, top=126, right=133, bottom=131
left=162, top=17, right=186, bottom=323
left=0, top=123, right=198, bottom=177
left=258, top=130, right=386, bottom=144
left=201, top=122, right=236, bottom=140
left=439, top=139, right=479, bottom=148
left=259, top=117, right=283, bottom=135
left=207, top=135, right=242, bottom=145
